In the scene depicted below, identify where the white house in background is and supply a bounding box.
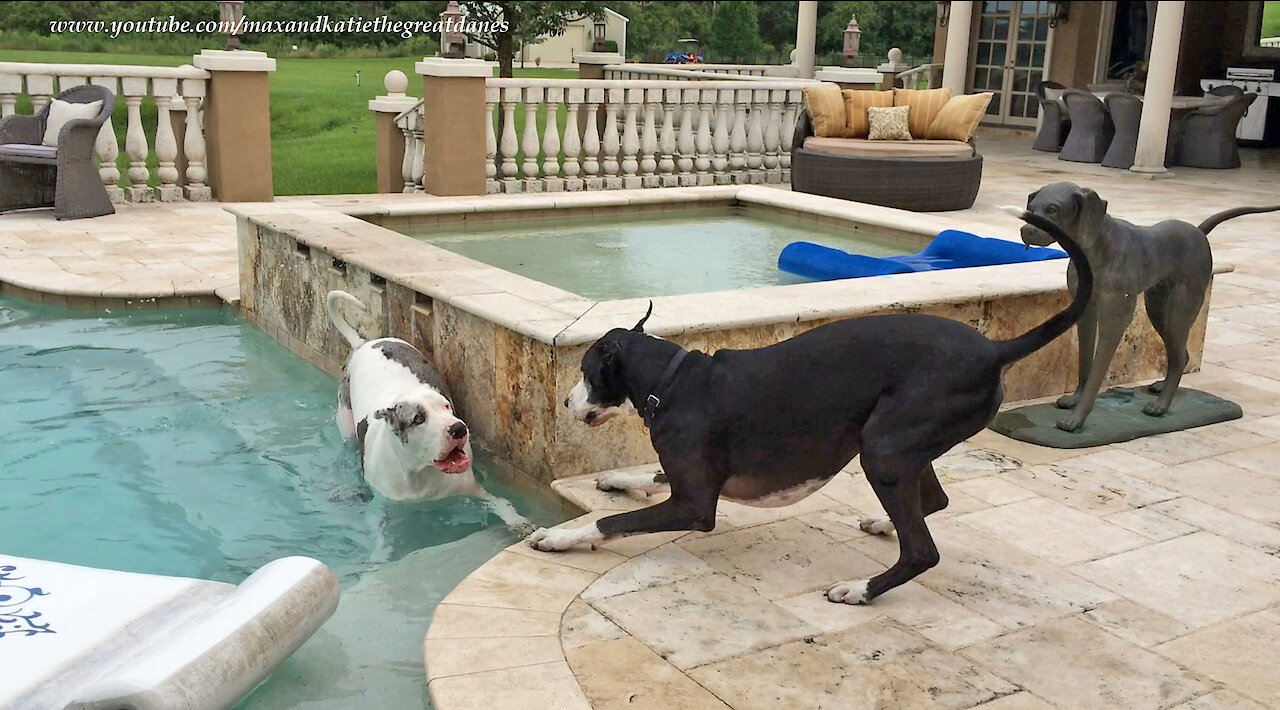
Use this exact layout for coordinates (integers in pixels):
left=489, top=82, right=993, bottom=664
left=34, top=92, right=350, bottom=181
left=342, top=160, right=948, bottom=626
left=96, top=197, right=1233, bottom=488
left=450, top=6, right=628, bottom=65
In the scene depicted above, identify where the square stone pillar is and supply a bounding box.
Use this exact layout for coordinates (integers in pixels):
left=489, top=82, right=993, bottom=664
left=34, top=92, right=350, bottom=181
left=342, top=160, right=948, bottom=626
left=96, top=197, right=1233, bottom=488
left=193, top=50, right=276, bottom=202
left=369, top=70, right=419, bottom=194
left=416, top=58, right=491, bottom=196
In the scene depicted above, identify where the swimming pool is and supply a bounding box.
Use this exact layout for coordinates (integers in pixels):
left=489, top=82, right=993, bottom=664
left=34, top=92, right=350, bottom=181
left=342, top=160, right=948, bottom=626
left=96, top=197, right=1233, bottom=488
left=0, top=297, right=564, bottom=708
left=401, top=206, right=907, bottom=300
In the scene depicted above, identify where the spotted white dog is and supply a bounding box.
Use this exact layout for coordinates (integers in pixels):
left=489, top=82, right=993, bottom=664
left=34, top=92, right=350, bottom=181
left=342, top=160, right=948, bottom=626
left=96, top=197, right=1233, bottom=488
left=327, top=290, right=528, bottom=528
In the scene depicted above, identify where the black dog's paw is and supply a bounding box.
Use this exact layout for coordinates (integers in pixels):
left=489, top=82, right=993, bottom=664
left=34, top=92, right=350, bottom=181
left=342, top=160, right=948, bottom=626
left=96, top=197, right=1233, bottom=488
left=1055, top=392, right=1080, bottom=409
left=1147, top=381, right=1166, bottom=394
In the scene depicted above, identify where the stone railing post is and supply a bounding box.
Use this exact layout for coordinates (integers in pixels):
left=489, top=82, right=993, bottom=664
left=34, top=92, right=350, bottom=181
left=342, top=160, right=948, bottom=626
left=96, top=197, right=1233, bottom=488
left=416, top=57, right=490, bottom=196
left=369, top=70, right=418, bottom=194
left=193, top=49, right=276, bottom=202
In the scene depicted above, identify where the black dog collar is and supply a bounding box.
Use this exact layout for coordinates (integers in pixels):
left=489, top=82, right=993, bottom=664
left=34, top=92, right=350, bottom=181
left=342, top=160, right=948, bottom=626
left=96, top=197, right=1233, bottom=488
left=640, top=348, right=688, bottom=422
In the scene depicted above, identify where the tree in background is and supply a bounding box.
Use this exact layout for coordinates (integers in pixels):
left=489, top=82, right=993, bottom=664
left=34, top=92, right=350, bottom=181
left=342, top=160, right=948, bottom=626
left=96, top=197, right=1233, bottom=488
left=815, top=1, right=935, bottom=63
left=458, top=1, right=605, bottom=77
left=707, top=1, right=763, bottom=62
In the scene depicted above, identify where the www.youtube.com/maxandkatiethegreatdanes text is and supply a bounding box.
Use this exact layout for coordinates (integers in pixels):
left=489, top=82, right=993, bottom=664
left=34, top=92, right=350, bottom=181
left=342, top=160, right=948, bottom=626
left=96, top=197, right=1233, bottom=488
left=46, top=15, right=508, bottom=40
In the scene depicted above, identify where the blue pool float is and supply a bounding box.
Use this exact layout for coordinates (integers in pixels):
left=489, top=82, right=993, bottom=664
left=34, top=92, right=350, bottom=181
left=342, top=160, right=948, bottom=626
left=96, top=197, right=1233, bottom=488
left=777, top=229, right=1068, bottom=282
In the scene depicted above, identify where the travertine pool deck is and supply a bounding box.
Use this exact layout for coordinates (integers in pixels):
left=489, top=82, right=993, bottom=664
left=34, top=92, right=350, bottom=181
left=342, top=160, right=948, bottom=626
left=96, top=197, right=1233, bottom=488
left=3, top=134, right=1279, bottom=710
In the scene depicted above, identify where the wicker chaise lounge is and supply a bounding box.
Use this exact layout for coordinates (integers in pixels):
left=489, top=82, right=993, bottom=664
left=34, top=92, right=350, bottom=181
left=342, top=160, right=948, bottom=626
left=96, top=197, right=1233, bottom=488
left=0, top=84, right=115, bottom=220
left=790, top=108, right=984, bottom=212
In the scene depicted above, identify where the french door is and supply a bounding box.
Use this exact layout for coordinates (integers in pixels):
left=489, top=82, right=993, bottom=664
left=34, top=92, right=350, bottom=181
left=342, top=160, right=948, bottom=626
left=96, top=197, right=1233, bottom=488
left=968, top=1, right=1054, bottom=127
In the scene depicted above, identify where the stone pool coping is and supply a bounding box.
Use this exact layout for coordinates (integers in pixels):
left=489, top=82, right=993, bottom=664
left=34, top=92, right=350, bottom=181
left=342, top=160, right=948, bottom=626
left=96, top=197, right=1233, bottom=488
left=232, top=185, right=1217, bottom=350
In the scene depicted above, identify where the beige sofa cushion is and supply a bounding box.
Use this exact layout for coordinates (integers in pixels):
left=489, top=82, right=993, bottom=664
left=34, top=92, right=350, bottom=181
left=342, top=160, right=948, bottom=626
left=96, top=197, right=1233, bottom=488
left=801, top=83, right=847, bottom=138
left=802, top=136, right=974, bottom=158
left=893, top=87, right=953, bottom=138
left=927, top=92, right=995, bottom=141
left=841, top=89, right=894, bottom=138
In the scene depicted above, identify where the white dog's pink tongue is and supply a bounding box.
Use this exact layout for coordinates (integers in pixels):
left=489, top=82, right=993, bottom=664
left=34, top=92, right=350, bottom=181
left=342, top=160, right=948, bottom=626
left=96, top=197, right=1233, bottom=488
left=434, top=446, right=470, bottom=474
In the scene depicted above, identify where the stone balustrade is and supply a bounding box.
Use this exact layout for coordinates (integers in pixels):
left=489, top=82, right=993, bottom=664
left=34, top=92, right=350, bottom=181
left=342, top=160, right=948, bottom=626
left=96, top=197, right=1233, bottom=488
left=606, top=62, right=803, bottom=78
left=603, top=64, right=809, bottom=83
left=0, top=62, right=212, bottom=202
left=896, top=63, right=944, bottom=90
left=389, top=75, right=807, bottom=195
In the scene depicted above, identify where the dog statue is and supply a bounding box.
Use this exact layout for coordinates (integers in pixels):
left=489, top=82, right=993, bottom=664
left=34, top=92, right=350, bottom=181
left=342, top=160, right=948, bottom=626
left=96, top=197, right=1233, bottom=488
left=526, top=209, right=1091, bottom=605
left=1020, top=182, right=1280, bottom=432
left=326, top=290, right=529, bottom=529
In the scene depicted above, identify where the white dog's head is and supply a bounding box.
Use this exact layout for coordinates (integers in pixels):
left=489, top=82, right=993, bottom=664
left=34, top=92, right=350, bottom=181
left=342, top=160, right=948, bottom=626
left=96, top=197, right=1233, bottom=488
left=373, top=387, right=471, bottom=474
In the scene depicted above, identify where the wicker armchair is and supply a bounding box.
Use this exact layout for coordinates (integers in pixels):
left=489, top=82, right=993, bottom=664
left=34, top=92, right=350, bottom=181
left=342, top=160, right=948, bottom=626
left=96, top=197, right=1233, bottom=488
left=0, top=84, right=115, bottom=220
left=1032, top=80, right=1070, bottom=152
left=789, top=109, right=983, bottom=212
left=1174, top=93, right=1257, bottom=169
left=1059, top=89, right=1114, bottom=163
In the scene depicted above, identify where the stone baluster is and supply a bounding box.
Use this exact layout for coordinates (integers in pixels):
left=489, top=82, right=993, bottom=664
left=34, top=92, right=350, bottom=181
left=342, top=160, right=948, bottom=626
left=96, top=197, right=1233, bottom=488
left=563, top=87, right=583, bottom=191
left=620, top=87, right=641, bottom=188
left=26, top=74, right=54, bottom=113
left=500, top=86, right=520, bottom=192
left=542, top=86, right=564, bottom=192
left=676, top=88, right=697, bottom=186
left=695, top=89, right=714, bottom=185
left=745, top=88, right=766, bottom=183
left=729, top=88, right=750, bottom=184
left=781, top=89, right=801, bottom=181
left=712, top=89, right=732, bottom=185
left=0, top=74, right=19, bottom=117
left=181, top=78, right=210, bottom=201
left=763, top=89, right=784, bottom=184
left=484, top=86, right=500, bottom=194
left=410, top=109, right=426, bottom=192
left=86, top=76, right=123, bottom=203
left=148, top=77, right=182, bottom=201
left=582, top=88, right=603, bottom=190
left=601, top=87, right=622, bottom=189
left=639, top=88, right=660, bottom=188
left=658, top=88, right=678, bottom=187
left=399, top=115, right=416, bottom=193
left=521, top=86, right=542, bottom=192
left=120, top=77, right=153, bottom=201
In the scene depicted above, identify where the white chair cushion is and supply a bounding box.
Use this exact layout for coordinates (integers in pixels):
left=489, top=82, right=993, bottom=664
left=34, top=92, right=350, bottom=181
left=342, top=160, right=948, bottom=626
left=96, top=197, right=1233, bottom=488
left=0, top=143, right=58, bottom=159
left=42, top=98, right=103, bottom=147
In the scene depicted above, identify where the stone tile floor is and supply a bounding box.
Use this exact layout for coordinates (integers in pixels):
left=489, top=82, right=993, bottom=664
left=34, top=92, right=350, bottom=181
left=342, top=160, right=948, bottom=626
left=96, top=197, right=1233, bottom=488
left=3, top=133, right=1280, bottom=710
left=429, top=135, right=1280, bottom=710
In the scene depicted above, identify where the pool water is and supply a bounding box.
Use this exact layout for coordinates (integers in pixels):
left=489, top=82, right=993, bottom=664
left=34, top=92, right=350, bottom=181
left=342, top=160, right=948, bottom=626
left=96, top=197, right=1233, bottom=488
left=0, top=298, right=564, bottom=709
left=404, top=206, right=909, bottom=300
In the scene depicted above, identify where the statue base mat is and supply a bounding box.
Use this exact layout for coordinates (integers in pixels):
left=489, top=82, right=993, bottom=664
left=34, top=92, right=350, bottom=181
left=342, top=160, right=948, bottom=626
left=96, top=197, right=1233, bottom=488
left=989, top=386, right=1243, bottom=449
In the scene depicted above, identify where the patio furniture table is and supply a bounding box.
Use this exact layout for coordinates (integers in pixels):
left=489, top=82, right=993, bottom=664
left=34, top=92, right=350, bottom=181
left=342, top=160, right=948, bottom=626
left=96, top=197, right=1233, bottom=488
left=1091, top=92, right=1228, bottom=110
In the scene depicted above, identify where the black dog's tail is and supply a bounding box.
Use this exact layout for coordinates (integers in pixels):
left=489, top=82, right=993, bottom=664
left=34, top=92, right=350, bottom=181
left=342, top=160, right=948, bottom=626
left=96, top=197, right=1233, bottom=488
left=991, top=207, right=1093, bottom=366
left=1198, top=205, right=1280, bottom=235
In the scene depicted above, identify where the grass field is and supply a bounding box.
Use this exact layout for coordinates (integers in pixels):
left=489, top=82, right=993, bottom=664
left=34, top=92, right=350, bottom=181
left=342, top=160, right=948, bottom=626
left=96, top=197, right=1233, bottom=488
left=0, top=49, right=575, bottom=195
left=1265, top=1, right=1280, bottom=39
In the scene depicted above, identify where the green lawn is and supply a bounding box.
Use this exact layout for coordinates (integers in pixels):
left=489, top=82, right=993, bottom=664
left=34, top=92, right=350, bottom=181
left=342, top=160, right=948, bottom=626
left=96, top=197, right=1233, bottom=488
left=0, top=49, right=576, bottom=195
left=1265, top=1, right=1280, bottom=39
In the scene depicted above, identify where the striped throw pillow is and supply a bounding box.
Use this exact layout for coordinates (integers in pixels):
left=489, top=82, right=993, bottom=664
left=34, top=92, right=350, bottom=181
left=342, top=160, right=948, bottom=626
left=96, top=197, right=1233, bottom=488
left=867, top=106, right=912, bottom=141
left=802, top=83, right=847, bottom=138
left=893, top=87, right=953, bottom=139
left=926, top=92, right=995, bottom=141
left=842, top=89, right=894, bottom=138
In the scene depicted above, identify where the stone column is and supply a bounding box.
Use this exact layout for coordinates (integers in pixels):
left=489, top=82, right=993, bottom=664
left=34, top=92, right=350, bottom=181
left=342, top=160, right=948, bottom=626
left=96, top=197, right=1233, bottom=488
left=193, top=49, right=276, bottom=202
left=1131, top=0, right=1185, bottom=176
left=417, top=57, right=491, bottom=196
left=795, top=1, right=818, bottom=79
left=369, top=70, right=419, bottom=194
left=941, top=1, right=974, bottom=95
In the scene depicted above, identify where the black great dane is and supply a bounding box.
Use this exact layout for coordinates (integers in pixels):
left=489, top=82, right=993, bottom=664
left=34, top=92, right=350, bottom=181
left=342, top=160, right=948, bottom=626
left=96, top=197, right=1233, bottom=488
left=528, top=208, right=1092, bottom=605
